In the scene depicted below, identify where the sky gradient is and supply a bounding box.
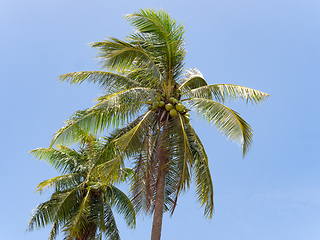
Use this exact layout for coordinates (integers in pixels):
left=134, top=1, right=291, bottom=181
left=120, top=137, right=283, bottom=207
left=1, top=0, right=320, bottom=239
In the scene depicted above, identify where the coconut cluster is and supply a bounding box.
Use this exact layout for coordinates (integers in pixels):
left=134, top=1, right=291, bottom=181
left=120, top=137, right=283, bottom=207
left=147, top=92, right=190, bottom=122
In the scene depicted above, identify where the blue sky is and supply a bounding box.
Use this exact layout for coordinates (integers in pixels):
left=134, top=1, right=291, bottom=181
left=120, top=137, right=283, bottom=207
left=1, top=0, right=320, bottom=239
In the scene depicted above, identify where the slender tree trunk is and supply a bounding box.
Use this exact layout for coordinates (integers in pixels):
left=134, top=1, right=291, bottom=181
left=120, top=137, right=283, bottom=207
left=151, top=154, right=166, bottom=240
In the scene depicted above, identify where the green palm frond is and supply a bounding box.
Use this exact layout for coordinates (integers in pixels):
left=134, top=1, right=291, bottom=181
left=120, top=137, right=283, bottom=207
left=35, top=173, right=81, bottom=194
left=30, top=148, right=81, bottom=174
left=125, top=9, right=186, bottom=85
left=65, top=189, right=91, bottom=238
left=28, top=202, right=54, bottom=231
left=50, top=185, right=84, bottom=220
left=48, top=221, right=59, bottom=240
left=188, top=98, right=253, bottom=156
left=125, top=67, right=162, bottom=90
left=95, top=118, right=150, bottom=184
left=129, top=153, right=151, bottom=214
left=91, top=37, right=162, bottom=81
left=179, top=68, right=209, bottom=92
left=185, top=123, right=214, bottom=218
left=187, top=83, right=269, bottom=104
left=97, top=112, right=157, bottom=183
left=50, top=87, right=156, bottom=147
left=102, top=203, right=120, bottom=240
left=163, top=115, right=193, bottom=214
left=168, top=115, right=193, bottom=186
left=107, top=185, right=136, bottom=229
left=115, top=111, right=156, bottom=156
left=93, top=118, right=144, bottom=168
left=59, top=71, right=141, bottom=91
left=28, top=184, right=83, bottom=232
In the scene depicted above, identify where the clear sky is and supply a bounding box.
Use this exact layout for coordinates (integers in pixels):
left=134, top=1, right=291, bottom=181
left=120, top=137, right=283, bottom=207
left=1, top=0, right=320, bottom=239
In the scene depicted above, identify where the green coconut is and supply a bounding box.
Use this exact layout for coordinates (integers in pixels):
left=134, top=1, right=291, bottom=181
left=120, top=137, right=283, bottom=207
left=161, top=93, right=166, bottom=98
left=148, top=105, right=152, bottom=110
left=158, top=101, right=165, bottom=107
left=172, top=99, right=178, bottom=105
left=184, top=116, right=190, bottom=122
left=170, top=109, right=177, bottom=117
left=175, top=103, right=184, bottom=112
left=185, top=112, right=190, bottom=117
left=165, top=103, right=173, bottom=111
left=152, top=102, right=159, bottom=109
left=169, top=97, right=175, bottom=103
left=155, top=95, right=161, bottom=101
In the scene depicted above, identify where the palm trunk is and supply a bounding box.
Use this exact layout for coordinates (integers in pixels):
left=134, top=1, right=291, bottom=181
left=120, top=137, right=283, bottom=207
left=150, top=114, right=170, bottom=240
left=150, top=157, right=166, bottom=240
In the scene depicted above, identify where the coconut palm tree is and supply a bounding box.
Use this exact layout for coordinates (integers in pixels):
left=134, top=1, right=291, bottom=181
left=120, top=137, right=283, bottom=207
left=28, top=131, right=136, bottom=240
left=50, top=9, right=269, bottom=240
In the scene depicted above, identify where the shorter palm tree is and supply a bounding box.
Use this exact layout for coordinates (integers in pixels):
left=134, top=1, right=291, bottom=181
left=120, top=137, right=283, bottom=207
left=27, top=132, right=136, bottom=240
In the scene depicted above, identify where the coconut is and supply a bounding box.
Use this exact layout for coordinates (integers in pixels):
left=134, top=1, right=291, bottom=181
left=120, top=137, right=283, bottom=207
left=155, top=95, right=161, bottom=101
left=158, top=101, right=165, bottom=107
left=172, top=99, right=178, bottom=105
left=169, top=97, right=175, bottom=103
left=165, top=103, right=173, bottom=111
left=170, top=109, right=177, bottom=117
left=184, top=116, right=190, bottom=122
left=152, top=102, right=159, bottom=109
left=161, top=93, right=166, bottom=98
left=175, top=103, right=184, bottom=112
left=185, top=112, right=190, bottom=117
left=148, top=105, right=152, bottom=110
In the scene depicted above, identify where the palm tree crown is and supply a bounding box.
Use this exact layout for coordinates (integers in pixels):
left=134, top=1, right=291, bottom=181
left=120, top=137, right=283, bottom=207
left=28, top=132, right=136, bottom=240
left=50, top=9, right=269, bottom=240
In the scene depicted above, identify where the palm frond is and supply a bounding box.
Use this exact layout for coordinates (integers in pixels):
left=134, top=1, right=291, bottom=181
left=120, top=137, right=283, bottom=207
left=48, top=221, right=59, bottom=240
left=50, top=87, right=156, bottom=147
left=162, top=115, right=193, bottom=214
left=102, top=202, right=121, bottom=240
left=35, top=173, right=81, bottom=194
left=91, top=37, right=162, bottom=81
left=179, top=68, right=209, bottom=94
left=28, top=183, right=83, bottom=233
left=185, top=123, right=214, bottom=218
left=107, top=185, right=136, bottom=229
left=115, top=111, right=156, bottom=157
left=97, top=112, right=157, bottom=184
left=65, top=189, right=91, bottom=238
left=30, top=148, right=80, bottom=174
left=188, top=98, right=253, bottom=156
left=129, top=153, right=151, bottom=214
left=93, top=117, right=144, bottom=169
left=125, top=67, right=162, bottom=90
left=188, top=84, right=269, bottom=104
left=59, top=71, right=141, bottom=91
left=28, top=202, right=54, bottom=231
left=125, top=8, right=186, bottom=84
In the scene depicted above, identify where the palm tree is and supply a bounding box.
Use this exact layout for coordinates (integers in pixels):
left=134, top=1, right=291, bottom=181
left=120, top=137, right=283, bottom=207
left=50, top=9, right=269, bottom=240
left=28, top=131, right=136, bottom=240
